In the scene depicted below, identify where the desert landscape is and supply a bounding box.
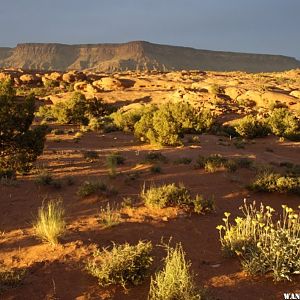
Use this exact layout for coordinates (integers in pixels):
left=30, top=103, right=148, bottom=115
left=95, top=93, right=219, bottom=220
left=0, top=64, right=300, bottom=299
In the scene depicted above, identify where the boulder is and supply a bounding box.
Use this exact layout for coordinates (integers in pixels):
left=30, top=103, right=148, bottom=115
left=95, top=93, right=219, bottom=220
left=92, top=77, right=124, bottom=91
left=290, top=90, right=300, bottom=99
left=224, top=87, right=245, bottom=100
left=19, top=74, right=41, bottom=84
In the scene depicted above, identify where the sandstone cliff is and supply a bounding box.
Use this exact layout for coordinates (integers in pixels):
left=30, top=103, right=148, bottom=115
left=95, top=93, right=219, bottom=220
left=0, top=41, right=299, bottom=72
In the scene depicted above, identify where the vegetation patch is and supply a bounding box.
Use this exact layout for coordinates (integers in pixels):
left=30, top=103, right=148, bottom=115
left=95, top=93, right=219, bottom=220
left=77, top=180, right=111, bottom=197
left=248, top=171, right=300, bottom=195
left=33, top=199, right=66, bottom=245
left=86, top=241, right=153, bottom=289
left=149, top=243, right=203, bottom=300
left=217, top=202, right=300, bottom=281
left=0, top=267, right=27, bottom=294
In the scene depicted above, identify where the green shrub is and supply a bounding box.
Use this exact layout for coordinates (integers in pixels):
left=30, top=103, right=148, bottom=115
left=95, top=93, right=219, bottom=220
left=141, top=183, right=192, bottom=209
left=33, top=199, right=66, bottom=245
left=39, top=93, right=114, bottom=126
left=233, top=115, right=269, bottom=139
left=267, top=108, right=299, bottom=138
left=134, top=102, right=214, bottom=146
left=111, top=107, right=146, bottom=132
left=249, top=171, right=300, bottom=195
left=86, top=241, right=153, bottom=288
left=77, top=180, right=108, bottom=197
left=217, top=202, right=300, bottom=281
left=149, top=243, right=202, bottom=300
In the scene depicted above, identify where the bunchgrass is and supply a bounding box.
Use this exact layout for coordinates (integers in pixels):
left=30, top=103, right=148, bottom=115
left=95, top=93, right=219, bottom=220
left=33, top=199, right=66, bottom=245
left=148, top=243, right=202, bottom=300
left=86, top=241, right=153, bottom=289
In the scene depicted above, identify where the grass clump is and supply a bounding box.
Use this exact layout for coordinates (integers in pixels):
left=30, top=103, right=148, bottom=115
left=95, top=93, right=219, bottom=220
left=33, top=199, right=66, bottom=245
left=0, top=267, right=27, bottom=294
left=77, top=180, right=109, bottom=197
left=86, top=241, right=153, bottom=289
left=248, top=171, right=300, bottom=195
left=217, top=201, right=300, bottom=281
left=148, top=243, right=202, bottom=300
left=98, top=203, right=121, bottom=228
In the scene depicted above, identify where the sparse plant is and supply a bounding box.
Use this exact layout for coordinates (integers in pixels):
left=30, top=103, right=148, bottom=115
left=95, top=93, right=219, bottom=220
left=98, top=203, right=121, bottom=228
left=217, top=201, right=300, bottom=281
left=150, top=165, right=162, bottom=174
left=77, top=180, right=108, bottom=197
left=145, top=151, right=167, bottom=163
left=173, top=157, right=192, bottom=165
left=148, top=243, right=202, bottom=300
left=0, top=267, right=27, bottom=294
left=33, top=199, right=66, bottom=245
left=86, top=241, right=153, bottom=289
left=106, top=152, right=125, bottom=177
left=82, top=150, right=99, bottom=161
left=35, top=169, right=53, bottom=185
left=193, top=195, right=215, bottom=214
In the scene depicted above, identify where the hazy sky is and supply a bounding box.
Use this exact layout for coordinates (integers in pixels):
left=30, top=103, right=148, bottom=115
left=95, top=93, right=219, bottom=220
left=1, top=0, right=299, bottom=58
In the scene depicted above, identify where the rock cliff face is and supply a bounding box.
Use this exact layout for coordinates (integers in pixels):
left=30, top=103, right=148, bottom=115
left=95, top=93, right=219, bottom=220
left=0, top=41, right=299, bottom=72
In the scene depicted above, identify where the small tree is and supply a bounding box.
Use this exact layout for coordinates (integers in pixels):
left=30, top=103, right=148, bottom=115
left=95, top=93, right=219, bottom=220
left=0, top=79, right=47, bottom=175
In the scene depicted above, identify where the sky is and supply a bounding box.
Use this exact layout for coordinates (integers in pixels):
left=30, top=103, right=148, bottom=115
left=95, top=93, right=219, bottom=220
left=0, top=0, right=299, bottom=59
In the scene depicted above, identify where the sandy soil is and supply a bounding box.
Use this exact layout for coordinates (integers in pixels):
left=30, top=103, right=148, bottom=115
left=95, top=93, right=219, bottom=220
left=1, top=129, right=299, bottom=300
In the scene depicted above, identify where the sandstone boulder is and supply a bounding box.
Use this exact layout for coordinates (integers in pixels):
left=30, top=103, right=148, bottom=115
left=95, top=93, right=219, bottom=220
left=224, top=87, right=245, bottom=100
left=20, top=74, right=41, bottom=84
left=92, top=77, right=125, bottom=91
left=290, top=90, right=300, bottom=99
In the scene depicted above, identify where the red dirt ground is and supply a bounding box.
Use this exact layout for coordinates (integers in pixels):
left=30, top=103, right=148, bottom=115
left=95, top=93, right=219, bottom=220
left=0, top=130, right=299, bottom=300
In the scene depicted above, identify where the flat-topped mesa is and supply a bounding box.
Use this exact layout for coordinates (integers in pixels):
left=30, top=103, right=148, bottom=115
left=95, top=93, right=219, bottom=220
left=0, top=41, right=299, bottom=72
